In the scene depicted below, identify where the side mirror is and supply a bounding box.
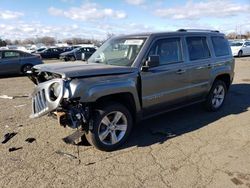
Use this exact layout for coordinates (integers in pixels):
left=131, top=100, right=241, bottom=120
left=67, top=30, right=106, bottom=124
left=142, top=55, right=160, bottom=71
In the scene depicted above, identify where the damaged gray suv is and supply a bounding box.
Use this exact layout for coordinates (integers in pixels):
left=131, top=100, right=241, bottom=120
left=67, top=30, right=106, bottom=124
left=29, top=29, right=234, bottom=151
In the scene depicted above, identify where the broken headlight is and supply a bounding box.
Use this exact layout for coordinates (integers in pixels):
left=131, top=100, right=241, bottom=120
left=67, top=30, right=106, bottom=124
left=49, top=82, right=62, bottom=101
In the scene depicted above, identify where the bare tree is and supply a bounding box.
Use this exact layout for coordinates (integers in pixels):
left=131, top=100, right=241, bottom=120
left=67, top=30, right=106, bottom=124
left=36, top=36, right=56, bottom=46
left=226, top=32, right=237, bottom=39
left=0, top=39, right=7, bottom=47
left=22, top=38, right=35, bottom=45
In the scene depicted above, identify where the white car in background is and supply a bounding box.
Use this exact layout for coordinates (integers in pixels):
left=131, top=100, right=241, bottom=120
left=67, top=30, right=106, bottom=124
left=230, top=40, right=250, bottom=57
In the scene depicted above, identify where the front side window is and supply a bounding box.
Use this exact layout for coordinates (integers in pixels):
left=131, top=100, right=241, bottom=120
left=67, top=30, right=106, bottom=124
left=230, top=42, right=243, bottom=47
left=245, top=42, right=250, bottom=46
left=88, top=37, right=146, bottom=67
left=3, top=51, right=20, bottom=59
left=186, top=37, right=210, bottom=61
left=211, top=36, right=230, bottom=57
left=148, top=38, right=183, bottom=65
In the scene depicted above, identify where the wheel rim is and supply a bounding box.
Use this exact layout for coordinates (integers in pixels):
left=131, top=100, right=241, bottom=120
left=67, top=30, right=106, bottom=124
left=212, top=85, right=225, bottom=108
left=98, top=111, right=128, bottom=145
left=23, top=65, right=32, bottom=73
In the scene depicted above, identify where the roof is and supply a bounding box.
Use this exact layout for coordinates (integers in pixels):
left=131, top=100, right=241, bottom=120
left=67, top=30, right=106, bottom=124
left=115, top=29, right=224, bottom=39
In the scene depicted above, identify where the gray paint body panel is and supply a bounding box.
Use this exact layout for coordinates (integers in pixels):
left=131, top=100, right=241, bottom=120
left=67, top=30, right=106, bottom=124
left=30, top=31, right=235, bottom=120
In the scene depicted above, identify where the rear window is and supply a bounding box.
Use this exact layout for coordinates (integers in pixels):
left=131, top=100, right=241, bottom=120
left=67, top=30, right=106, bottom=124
left=211, top=36, right=230, bottom=57
left=186, top=37, right=210, bottom=61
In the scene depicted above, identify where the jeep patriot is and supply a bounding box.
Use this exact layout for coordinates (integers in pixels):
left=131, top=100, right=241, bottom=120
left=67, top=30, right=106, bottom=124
left=29, top=29, right=234, bottom=151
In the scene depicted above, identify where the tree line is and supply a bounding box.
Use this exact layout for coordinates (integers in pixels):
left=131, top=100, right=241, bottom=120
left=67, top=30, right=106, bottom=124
left=0, top=36, right=104, bottom=47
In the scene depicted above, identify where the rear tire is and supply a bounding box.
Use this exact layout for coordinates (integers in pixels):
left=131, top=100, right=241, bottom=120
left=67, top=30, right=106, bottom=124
left=86, top=102, right=133, bottom=151
left=205, top=80, right=227, bottom=111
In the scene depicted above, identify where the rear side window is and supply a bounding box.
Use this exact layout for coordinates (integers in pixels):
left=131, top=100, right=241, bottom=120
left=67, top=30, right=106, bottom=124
left=245, top=42, right=250, bottom=46
left=149, top=38, right=183, bottom=65
left=20, top=52, right=32, bottom=57
left=211, top=36, right=230, bottom=57
left=186, top=37, right=210, bottom=61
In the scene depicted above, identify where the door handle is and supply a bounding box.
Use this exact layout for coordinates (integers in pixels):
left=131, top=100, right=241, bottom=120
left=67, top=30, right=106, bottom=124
left=176, top=69, right=186, bottom=74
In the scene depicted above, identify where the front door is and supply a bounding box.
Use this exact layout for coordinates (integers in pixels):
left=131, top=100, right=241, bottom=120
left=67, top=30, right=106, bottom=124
left=0, top=51, right=20, bottom=75
left=140, top=37, right=190, bottom=116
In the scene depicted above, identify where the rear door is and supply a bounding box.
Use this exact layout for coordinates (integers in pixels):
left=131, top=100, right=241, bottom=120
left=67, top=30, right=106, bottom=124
left=140, top=36, right=190, bottom=115
left=185, top=36, right=212, bottom=100
left=0, top=51, right=21, bottom=75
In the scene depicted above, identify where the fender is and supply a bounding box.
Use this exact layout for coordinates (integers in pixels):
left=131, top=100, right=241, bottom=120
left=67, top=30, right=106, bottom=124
left=69, top=74, right=142, bottom=113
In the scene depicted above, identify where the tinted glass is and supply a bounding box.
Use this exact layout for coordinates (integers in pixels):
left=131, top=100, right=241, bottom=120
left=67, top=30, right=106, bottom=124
left=0, top=52, right=2, bottom=59
left=20, top=52, right=32, bottom=57
left=90, top=48, right=96, bottom=52
left=3, top=51, right=20, bottom=58
left=211, top=36, right=230, bottom=57
left=245, top=42, right=250, bottom=46
left=186, top=37, right=210, bottom=61
left=230, top=42, right=243, bottom=46
left=149, top=38, right=182, bottom=65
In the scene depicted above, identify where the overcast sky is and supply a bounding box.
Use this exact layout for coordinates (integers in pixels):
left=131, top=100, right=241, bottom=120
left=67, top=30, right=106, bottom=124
left=0, top=0, right=250, bottom=40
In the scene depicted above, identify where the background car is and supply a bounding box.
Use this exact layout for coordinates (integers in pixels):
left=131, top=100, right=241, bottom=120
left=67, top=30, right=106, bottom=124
left=59, top=47, right=96, bottom=61
left=36, top=47, right=64, bottom=59
left=31, top=47, right=47, bottom=54
left=0, top=50, right=43, bottom=76
left=230, top=40, right=250, bottom=57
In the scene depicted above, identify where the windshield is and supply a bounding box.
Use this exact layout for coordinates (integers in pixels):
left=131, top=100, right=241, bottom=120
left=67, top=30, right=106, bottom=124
left=88, top=37, right=146, bottom=66
left=230, top=42, right=243, bottom=47
left=72, top=47, right=81, bottom=52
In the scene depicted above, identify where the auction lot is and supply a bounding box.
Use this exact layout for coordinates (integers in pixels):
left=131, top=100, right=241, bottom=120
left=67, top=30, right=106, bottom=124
left=0, top=58, right=250, bottom=188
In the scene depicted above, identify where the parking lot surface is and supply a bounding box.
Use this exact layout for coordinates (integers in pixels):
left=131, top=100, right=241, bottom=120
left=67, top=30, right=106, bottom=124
left=0, top=58, right=250, bottom=188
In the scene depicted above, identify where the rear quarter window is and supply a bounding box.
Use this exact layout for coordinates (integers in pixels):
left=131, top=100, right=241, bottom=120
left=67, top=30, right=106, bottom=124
left=211, top=36, right=230, bottom=57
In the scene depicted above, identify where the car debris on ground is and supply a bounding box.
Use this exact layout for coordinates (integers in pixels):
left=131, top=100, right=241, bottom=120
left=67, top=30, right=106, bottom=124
left=8, top=147, right=23, bottom=152
left=0, top=94, right=29, bottom=100
left=2, top=132, right=17, bottom=144
left=25, top=138, right=36, bottom=143
left=55, top=150, right=77, bottom=160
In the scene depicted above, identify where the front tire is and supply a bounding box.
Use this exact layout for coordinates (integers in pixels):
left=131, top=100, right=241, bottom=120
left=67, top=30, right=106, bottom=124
left=205, top=80, right=227, bottom=111
left=69, top=56, right=76, bottom=61
left=86, top=103, right=133, bottom=151
left=238, top=50, right=243, bottom=57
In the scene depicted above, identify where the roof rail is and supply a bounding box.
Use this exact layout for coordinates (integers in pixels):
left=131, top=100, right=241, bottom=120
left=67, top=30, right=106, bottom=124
left=177, top=29, right=220, bottom=33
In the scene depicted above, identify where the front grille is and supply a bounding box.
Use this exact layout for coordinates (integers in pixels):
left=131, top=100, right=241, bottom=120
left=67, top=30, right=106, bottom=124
left=30, top=78, right=64, bottom=119
left=32, top=89, right=49, bottom=117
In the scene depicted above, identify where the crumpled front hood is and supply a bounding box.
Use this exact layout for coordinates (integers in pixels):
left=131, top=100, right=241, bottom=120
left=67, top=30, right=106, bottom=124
left=33, top=61, right=137, bottom=78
